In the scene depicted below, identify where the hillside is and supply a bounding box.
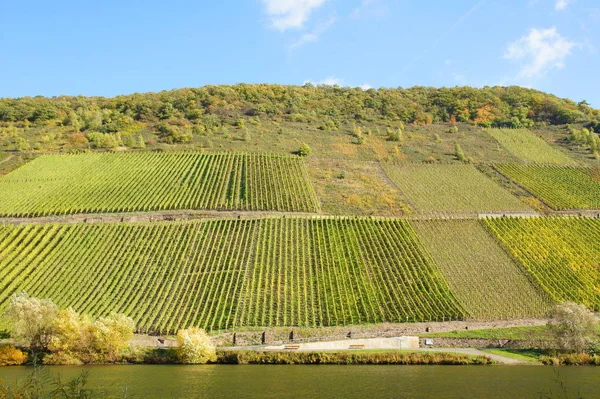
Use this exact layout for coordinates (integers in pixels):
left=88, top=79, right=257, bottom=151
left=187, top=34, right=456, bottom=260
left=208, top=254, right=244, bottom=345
left=0, top=85, right=599, bottom=335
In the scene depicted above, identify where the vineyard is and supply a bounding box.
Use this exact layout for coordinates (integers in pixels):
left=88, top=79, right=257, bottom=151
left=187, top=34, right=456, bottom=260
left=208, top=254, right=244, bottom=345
left=495, top=164, right=600, bottom=210
left=412, top=220, right=552, bottom=319
left=0, top=217, right=466, bottom=333
left=0, top=152, right=320, bottom=217
left=381, top=163, right=531, bottom=214
left=485, top=128, right=575, bottom=164
left=483, top=217, right=600, bottom=311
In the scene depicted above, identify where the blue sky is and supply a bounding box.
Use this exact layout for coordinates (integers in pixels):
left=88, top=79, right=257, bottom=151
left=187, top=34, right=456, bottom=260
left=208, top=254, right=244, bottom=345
left=1, top=0, right=598, bottom=105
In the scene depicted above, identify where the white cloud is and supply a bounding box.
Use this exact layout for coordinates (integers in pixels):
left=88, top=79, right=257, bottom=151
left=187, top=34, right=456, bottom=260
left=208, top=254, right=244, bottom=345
left=289, top=16, right=336, bottom=49
left=453, top=73, right=466, bottom=84
left=359, top=84, right=373, bottom=90
left=304, top=77, right=344, bottom=86
left=504, top=27, right=576, bottom=78
left=555, top=0, right=575, bottom=11
left=351, top=0, right=388, bottom=19
left=261, top=0, right=327, bottom=31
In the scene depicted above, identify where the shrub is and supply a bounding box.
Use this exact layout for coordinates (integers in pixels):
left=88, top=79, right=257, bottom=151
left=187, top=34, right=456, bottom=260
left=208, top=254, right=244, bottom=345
left=455, top=143, right=466, bottom=161
left=0, top=346, right=28, bottom=366
left=155, top=122, right=192, bottom=143
left=42, top=351, right=83, bottom=365
left=387, top=127, right=402, bottom=141
left=297, top=143, right=311, bottom=157
left=176, top=328, right=216, bottom=364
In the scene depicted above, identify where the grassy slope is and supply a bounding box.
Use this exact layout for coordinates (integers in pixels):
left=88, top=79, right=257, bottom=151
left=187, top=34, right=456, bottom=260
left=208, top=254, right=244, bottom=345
left=2, top=122, right=591, bottom=164
left=482, top=349, right=540, bottom=362
left=306, top=157, right=412, bottom=216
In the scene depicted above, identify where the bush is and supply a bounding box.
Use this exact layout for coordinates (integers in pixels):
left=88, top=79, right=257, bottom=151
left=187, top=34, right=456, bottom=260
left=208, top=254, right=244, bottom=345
left=176, top=328, right=216, bottom=364
left=455, top=143, right=466, bottom=161
left=155, top=122, right=192, bottom=143
left=0, top=346, right=27, bottom=366
left=297, top=143, right=311, bottom=157
left=386, top=127, right=402, bottom=141
left=540, top=353, right=600, bottom=366
left=92, top=313, right=135, bottom=362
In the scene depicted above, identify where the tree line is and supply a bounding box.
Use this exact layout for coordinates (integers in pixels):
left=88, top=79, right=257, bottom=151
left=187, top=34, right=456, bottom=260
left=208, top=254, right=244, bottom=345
left=0, top=85, right=598, bottom=132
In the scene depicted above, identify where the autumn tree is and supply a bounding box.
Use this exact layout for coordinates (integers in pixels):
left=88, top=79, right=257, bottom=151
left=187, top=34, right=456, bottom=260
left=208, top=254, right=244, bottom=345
left=4, top=292, right=58, bottom=353
left=176, top=328, right=217, bottom=364
left=548, top=302, right=598, bottom=353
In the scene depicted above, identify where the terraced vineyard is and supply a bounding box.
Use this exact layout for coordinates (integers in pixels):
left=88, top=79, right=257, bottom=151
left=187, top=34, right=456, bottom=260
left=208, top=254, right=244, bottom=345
left=0, top=218, right=465, bottom=333
left=486, top=128, right=575, bottom=164
left=495, top=164, right=600, bottom=210
left=0, top=152, right=320, bottom=216
left=483, top=217, right=600, bottom=311
left=413, top=220, right=552, bottom=319
left=236, top=218, right=464, bottom=327
left=381, top=163, right=531, bottom=214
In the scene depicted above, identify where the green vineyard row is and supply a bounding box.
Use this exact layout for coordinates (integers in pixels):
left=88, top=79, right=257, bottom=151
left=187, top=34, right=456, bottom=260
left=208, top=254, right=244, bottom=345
left=495, top=164, right=600, bottom=210
left=0, top=216, right=597, bottom=333
left=381, top=163, right=531, bottom=214
left=0, top=218, right=465, bottom=333
left=413, top=219, right=553, bottom=319
left=486, top=128, right=575, bottom=165
left=483, top=217, right=600, bottom=311
left=0, top=152, right=321, bottom=216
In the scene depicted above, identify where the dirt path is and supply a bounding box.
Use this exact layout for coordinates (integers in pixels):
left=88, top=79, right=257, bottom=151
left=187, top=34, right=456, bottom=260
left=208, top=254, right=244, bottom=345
left=0, top=209, right=321, bottom=226
left=0, top=155, right=14, bottom=166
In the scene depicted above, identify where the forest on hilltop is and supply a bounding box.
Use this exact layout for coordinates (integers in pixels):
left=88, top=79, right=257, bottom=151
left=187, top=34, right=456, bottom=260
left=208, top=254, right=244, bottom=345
left=0, top=85, right=598, bottom=136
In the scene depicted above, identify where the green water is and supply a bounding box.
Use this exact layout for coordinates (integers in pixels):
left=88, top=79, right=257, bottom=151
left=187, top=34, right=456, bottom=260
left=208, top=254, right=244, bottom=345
left=0, top=365, right=598, bottom=398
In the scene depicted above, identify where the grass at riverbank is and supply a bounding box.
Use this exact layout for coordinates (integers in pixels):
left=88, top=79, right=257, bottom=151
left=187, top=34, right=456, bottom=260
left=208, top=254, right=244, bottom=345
left=540, top=353, right=600, bottom=366
left=482, top=349, right=541, bottom=362
left=215, top=350, right=495, bottom=365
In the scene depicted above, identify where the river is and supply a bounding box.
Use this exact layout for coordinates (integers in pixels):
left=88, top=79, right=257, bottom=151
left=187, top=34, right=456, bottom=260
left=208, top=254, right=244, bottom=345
left=0, top=365, right=598, bottom=398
